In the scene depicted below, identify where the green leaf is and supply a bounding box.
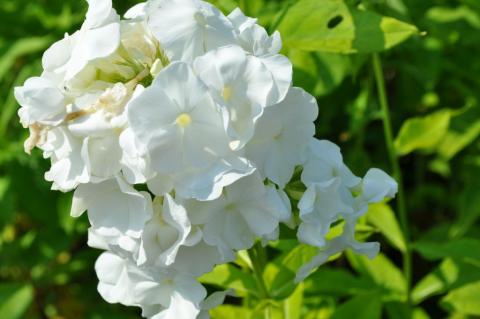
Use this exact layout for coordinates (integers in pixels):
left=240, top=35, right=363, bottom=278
left=0, top=283, right=34, bottom=319
left=366, top=203, right=406, bottom=252
left=412, top=258, right=480, bottom=304
left=264, top=244, right=317, bottom=299
left=286, top=49, right=352, bottom=96
left=304, top=267, right=377, bottom=297
left=278, top=0, right=418, bottom=54
left=413, top=238, right=480, bottom=266
left=198, top=264, right=258, bottom=297
left=441, top=281, right=480, bottom=315
left=347, top=252, right=407, bottom=301
left=394, top=109, right=451, bottom=156
left=283, top=283, right=304, bottom=319
left=331, top=293, right=382, bottom=319
left=210, top=305, right=252, bottom=319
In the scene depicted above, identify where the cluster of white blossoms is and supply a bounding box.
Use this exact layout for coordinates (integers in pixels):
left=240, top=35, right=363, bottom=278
left=15, top=0, right=398, bottom=317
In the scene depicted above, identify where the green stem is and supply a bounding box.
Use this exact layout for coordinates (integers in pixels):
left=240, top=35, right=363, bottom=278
left=247, top=243, right=270, bottom=300
left=372, top=53, right=412, bottom=305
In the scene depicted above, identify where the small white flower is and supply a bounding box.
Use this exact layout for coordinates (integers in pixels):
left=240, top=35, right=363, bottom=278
left=181, top=173, right=291, bottom=259
left=147, top=155, right=256, bottom=201
left=297, top=178, right=354, bottom=247
left=15, top=76, right=66, bottom=127
left=228, top=8, right=282, bottom=57
left=357, top=168, right=398, bottom=204
left=194, top=45, right=288, bottom=149
left=302, top=139, right=361, bottom=188
left=138, top=195, right=193, bottom=267
left=127, top=62, right=231, bottom=175
left=228, top=8, right=292, bottom=103
left=295, top=221, right=380, bottom=283
left=42, top=127, right=90, bottom=191
left=246, top=87, right=318, bottom=187
left=95, top=251, right=206, bottom=319
left=43, top=0, right=121, bottom=80
left=146, top=0, right=236, bottom=62
left=71, top=176, right=153, bottom=239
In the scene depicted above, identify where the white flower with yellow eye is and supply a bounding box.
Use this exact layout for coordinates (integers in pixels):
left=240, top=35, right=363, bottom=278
left=127, top=62, right=231, bottom=174
left=194, top=45, right=288, bottom=149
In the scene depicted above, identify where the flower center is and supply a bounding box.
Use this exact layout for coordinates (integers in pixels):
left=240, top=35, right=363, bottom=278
left=176, top=113, right=192, bottom=127
left=222, top=86, right=233, bottom=101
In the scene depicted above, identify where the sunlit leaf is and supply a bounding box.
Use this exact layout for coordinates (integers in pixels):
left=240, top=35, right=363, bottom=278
left=331, top=292, right=382, bottom=319
left=413, top=238, right=480, bottom=266
left=441, top=281, right=480, bottom=315
left=394, top=109, right=451, bottom=156
left=347, top=252, right=407, bottom=301
left=366, top=203, right=406, bottom=253
left=278, top=0, right=418, bottom=54
left=199, top=264, right=258, bottom=297
left=412, top=258, right=480, bottom=304
left=0, top=283, right=34, bottom=319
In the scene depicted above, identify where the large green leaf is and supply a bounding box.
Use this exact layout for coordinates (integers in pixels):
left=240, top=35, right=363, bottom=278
left=0, top=283, right=34, bottom=319
left=286, top=49, right=352, bottom=96
left=347, top=252, right=407, bottom=301
left=441, top=281, right=480, bottom=315
left=413, top=238, right=480, bottom=266
left=264, top=244, right=318, bottom=299
left=331, top=292, right=382, bottom=319
left=199, top=264, right=258, bottom=297
left=304, top=267, right=377, bottom=297
left=394, top=109, right=451, bottom=156
left=366, top=203, right=406, bottom=253
left=210, top=305, right=252, bottom=319
left=412, top=258, right=480, bottom=304
left=278, top=0, right=418, bottom=54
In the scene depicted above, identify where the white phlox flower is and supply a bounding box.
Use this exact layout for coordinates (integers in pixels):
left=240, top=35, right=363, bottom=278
left=193, top=45, right=291, bottom=149
left=246, top=87, right=318, bottom=187
left=17, top=0, right=398, bottom=316
left=43, top=0, right=121, bottom=81
left=181, top=173, right=291, bottom=260
left=127, top=62, right=231, bottom=174
left=228, top=8, right=292, bottom=103
left=137, top=194, right=195, bottom=267
left=295, top=138, right=398, bottom=281
left=146, top=0, right=237, bottom=62
left=71, top=176, right=153, bottom=239
left=95, top=251, right=206, bottom=318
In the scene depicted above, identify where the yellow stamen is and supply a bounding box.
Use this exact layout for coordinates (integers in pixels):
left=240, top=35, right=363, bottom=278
left=222, top=86, right=233, bottom=101
left=176, top=113, right=192, bottom=127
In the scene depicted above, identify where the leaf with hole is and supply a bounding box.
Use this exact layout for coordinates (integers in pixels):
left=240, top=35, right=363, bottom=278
left=278, top=0, right=418, bottom=53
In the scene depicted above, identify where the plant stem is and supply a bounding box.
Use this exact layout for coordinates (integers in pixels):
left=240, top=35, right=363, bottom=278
left=372, top=53, right=412, bottom=305
left=247, top=243, right=270, bottom=300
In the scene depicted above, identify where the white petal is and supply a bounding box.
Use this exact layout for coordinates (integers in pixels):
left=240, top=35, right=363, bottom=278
left=71, top=176, right=152, bottom=238
left=147, top=0, right=236, bottom=62
left=15, top=77, right=66, bottom=126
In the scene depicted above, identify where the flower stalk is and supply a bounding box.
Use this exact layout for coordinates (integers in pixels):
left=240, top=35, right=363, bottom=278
left=372, top=53, right=412, bottom=305
left=248, top=243, right=270, bottom=300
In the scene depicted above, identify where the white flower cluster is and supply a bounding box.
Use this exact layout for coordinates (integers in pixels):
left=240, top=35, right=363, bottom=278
left=15, top=0, right=398, bottom=317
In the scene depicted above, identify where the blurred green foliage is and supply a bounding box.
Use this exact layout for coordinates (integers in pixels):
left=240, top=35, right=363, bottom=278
left=1, top=0, right=480, bottom=318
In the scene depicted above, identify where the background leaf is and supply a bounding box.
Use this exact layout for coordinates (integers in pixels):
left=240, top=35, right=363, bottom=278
left=278, top=0, right=418, bottom=53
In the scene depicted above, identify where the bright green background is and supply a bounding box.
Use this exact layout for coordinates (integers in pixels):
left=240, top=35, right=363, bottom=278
left=1, top=0, right=480, bottom=318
